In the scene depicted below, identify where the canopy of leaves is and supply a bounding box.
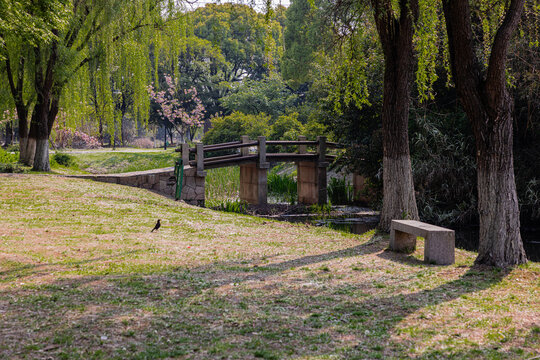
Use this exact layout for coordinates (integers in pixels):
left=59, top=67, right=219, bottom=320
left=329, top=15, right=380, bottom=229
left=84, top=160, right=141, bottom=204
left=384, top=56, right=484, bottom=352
left=281, top=0, right=331, bottom=89
left=203, top=111, right=271, bottom=145
left=220, top=75, right=298, bottom=120
left=191, top=3, right=283, bottom=81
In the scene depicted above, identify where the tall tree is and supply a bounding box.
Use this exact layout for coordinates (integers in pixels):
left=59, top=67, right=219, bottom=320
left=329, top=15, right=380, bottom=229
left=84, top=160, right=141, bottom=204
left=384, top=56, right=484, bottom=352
left=1, top=0, right=181, bottom=171
left=192, top=3, right=282, bottom=82
left=371, top=0, right=420, bottom=231
left=282, top=0, right=330, bottom=89
left=442, top=0, right=527, bottom=266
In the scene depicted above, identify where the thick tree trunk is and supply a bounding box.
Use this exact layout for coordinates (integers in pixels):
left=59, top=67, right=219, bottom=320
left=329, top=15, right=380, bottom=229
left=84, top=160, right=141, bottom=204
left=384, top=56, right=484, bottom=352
left=31, top=99, right=51, bottom=172
left=22, top=111, right=38, bottom=166
left=372, top=0, right=419, bottom=231
left=442, top=0, right=527, bottom=266
left=33, top=139, right=50, bottom=172
left=474, top=98, right=526, bottom=266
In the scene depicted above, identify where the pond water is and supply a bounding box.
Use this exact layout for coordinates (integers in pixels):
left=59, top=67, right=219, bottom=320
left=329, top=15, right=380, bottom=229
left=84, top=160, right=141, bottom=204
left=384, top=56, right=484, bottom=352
left=313, top=218, right=540, bottom=262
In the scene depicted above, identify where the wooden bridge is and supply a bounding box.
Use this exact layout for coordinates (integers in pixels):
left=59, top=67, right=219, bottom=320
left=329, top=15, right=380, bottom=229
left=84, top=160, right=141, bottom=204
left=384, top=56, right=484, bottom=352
left=176, top=135, right=345, bottom=206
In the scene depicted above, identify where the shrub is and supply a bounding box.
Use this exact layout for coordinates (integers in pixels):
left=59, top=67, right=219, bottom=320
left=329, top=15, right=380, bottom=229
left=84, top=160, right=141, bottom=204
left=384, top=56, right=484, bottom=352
left=270, top=113, right=304, bottom=141
left=0, top=148, right=18, bottom=163
left=132, top=137, right=154, bottom=149
left=5, top=144, right=19, bottom=153
left=53, top=127, right=101, bottom=149
left=0, top=163, right=24, bottom=173
left=203, top=112, right=271, bottom=145
left=52, top=153, right=77, bottom=168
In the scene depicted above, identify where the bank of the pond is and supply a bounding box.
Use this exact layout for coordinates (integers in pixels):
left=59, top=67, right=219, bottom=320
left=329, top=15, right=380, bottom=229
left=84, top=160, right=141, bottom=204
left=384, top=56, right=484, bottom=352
left=241, top=203, right=540, bottom=262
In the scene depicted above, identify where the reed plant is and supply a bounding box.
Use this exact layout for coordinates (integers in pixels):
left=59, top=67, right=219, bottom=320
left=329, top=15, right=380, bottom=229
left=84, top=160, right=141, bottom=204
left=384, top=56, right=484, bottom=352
left=205, top=166, right=240, bottom=207
left=268, top=170, right=297, bottom=204
left=328, top=177, right=354, bottom=205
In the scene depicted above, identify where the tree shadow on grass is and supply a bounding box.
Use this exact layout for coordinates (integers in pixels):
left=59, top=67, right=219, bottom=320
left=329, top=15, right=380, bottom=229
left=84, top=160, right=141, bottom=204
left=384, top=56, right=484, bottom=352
left=0, top=235, right=532, bottom=359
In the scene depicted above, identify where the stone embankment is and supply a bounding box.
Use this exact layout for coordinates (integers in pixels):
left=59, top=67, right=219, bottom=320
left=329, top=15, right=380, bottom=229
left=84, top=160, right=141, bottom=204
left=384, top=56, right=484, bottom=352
left=66, top=166, right=205, bottom=205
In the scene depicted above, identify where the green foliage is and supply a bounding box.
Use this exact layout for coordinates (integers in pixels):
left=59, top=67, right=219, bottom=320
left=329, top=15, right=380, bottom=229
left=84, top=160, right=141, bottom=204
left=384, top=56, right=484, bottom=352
left=268, top=168, right=297, bottom=204
left=52, top=153, right=78, bottom=168
left=220, top=75, right=298, bottom=119
left=5, top=144, right=20, bottom=153
left=328, top=177, right=354, bottom=205
left=211, top=199, right=249, bottom=214
left=282, top=0, right=331, bottom=89
left=0, top=163, right=25, bottom=173
left=415, top=0, right=442, bottom=102
left=192, top=3, right=282, bottom=81
left=303, top=118, right=327, bottom=140
left=0, top=148, right=18, bottom=164
left=205, top=166, right=240, bottom=205
left=203, top=112, right=271, bottom=145
left=270, top=113, right=304, bottom=140
left=411, top=112, right=477, bottom=226
left=0, top=147, right=23, bottom=173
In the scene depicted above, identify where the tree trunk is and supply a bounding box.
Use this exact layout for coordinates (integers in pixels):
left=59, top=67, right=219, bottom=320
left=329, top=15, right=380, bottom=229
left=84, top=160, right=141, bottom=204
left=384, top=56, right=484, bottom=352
left=5, top=121, right=13, bottom=146
left=476, top=129, right=526, bottom=265
left=371, top=0, right=419, bottom=231
left=31, top=98, right=51, bottom=172
left=442, top=0, right=527, bottom=266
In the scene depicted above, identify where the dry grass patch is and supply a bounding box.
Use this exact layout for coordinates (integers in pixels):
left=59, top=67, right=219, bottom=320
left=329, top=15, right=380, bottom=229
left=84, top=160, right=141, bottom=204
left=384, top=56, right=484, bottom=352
left=0, top=175, right=538, bottom=359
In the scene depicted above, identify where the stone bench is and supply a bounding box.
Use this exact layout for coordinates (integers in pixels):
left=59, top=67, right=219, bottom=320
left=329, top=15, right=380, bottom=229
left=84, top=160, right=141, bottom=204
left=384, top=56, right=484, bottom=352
left=390, top=220, right=455, bottom=265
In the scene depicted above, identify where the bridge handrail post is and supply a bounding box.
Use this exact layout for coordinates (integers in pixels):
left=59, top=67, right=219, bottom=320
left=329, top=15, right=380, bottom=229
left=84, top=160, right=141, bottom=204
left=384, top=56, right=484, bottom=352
left=317, top=136, right=327, bottom=162
left=298, top=135, right=307, bottom=154
left=258, top=136, right=267, bottom=165
left=241, top=135, right=250, bottom=157
left=196, top=142, right=205, bottom=176
left=181, top=143, right=189, bottom=166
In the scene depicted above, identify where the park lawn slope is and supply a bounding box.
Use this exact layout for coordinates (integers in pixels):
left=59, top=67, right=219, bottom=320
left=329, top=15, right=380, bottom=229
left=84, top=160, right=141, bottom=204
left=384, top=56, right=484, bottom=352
left=53, top=149, right=178, bottom=175
left=0, top=175, right=538, bottom=359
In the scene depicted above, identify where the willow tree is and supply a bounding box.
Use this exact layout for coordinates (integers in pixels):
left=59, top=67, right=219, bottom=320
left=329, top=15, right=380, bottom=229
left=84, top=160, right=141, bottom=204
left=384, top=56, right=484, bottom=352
left=1, top=0, right=184, bottom=171
left=442, top=0, right=528, bottom=266
left=370, top=0, right=420, bottom=231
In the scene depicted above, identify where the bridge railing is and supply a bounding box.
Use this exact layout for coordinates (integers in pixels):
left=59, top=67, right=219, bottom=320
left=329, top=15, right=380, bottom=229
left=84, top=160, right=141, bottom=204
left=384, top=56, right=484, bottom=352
left=175, top=135, right=344, bottom=172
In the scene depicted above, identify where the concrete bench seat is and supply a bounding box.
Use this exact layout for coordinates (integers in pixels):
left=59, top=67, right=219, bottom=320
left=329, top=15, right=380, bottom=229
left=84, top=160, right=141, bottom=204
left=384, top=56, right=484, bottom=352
left=390, top=220, right=455, bottom=265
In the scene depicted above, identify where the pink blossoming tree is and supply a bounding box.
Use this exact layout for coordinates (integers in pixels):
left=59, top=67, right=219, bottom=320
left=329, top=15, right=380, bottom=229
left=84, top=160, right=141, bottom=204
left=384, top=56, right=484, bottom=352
left=147, top=74, right=205, bottom=144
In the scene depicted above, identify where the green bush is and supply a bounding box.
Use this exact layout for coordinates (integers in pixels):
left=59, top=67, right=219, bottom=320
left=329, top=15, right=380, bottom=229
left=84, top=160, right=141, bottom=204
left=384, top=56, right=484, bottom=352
left=0, top=163, right=25, bottom=173
left=270, top=112, right=304, bottom=141
left=5, top=144, right=20, bottom=153
left=0, top=148, right=18, bottom=164
left=203, top=112, right=271, bottom=145
left=52, top=153, right=78, bottom=168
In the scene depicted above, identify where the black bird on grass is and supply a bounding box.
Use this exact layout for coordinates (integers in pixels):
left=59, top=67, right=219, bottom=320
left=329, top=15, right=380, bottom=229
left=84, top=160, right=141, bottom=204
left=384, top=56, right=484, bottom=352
left=151, top=219, right=161, bottom=232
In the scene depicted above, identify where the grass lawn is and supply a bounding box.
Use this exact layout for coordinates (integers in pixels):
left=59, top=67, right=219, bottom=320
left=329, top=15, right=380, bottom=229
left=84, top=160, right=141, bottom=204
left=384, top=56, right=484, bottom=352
left=0, top=175, right=538, bottom=359
left=53, top=148, right=178, bottom=175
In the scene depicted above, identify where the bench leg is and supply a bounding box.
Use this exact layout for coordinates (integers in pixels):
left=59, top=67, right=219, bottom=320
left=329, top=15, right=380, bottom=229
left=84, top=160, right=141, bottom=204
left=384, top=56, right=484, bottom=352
left=390, top=229, right=417, bottom=253
left=424, top=232, right=455, bottom=265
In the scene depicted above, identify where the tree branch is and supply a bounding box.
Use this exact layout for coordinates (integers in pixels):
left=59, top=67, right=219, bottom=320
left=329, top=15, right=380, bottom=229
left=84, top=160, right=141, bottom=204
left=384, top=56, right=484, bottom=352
left=485, top=0, right=526, bottom=91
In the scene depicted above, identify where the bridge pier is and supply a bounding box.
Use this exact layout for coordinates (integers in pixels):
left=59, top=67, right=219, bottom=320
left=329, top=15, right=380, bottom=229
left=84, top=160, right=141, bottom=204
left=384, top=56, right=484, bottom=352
left=239, top=136, right=269, bottom=205
left=180, top=142, right=205, bottom=206
left=297, top=136, right=328, bottom=205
